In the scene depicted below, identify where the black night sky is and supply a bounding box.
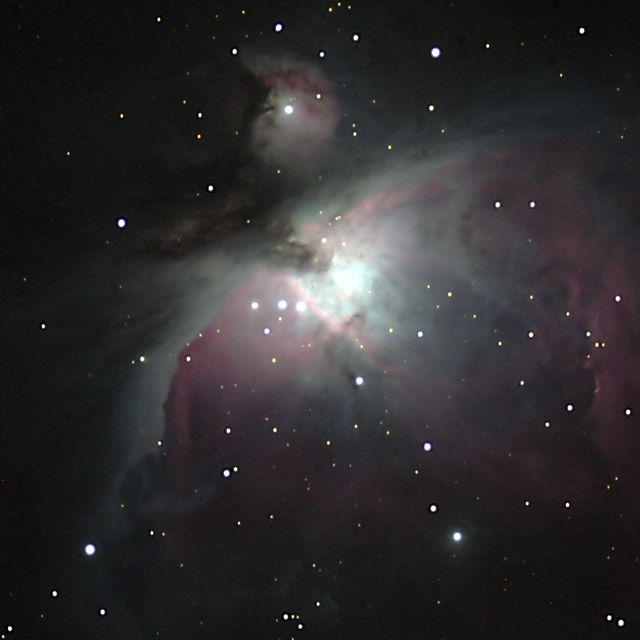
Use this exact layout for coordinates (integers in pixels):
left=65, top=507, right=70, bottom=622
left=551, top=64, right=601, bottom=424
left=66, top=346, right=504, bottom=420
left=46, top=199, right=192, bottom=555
left=2, top=1, right=640, bottom=638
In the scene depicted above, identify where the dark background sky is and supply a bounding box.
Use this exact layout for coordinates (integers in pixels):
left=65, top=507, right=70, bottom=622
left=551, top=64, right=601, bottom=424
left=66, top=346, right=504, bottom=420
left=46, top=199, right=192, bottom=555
left=2, top=1, right=640, bottom=639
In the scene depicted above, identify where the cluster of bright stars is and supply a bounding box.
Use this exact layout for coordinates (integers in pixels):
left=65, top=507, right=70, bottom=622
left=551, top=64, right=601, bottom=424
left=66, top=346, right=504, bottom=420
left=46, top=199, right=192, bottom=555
left=492, top=199, right=537, bottom=209
left=280, top=611, right=305, bottom=631
left=606, top=614, right=626, bottom=628
left=34, top=544, right=110, bottom=620
left=248, top=297, right=368, bottom=384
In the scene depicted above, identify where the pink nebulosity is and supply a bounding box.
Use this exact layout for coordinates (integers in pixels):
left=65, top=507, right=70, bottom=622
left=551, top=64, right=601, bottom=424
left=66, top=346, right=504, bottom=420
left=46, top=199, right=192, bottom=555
left=161, top=138, right=639, bottom=514
left=246, top=55, right=339, bottom=172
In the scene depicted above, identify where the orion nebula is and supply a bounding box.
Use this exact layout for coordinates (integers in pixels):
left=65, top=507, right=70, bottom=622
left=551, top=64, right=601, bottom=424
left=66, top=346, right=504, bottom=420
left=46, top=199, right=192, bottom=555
left=114, top=102, right=639, bottom=634
left=4, top=3, right=640, bottom=638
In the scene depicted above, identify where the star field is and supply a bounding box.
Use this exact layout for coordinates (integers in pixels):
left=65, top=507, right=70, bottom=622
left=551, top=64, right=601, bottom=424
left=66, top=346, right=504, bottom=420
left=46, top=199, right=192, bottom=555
left=2, top=2, right=640, bottom=639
